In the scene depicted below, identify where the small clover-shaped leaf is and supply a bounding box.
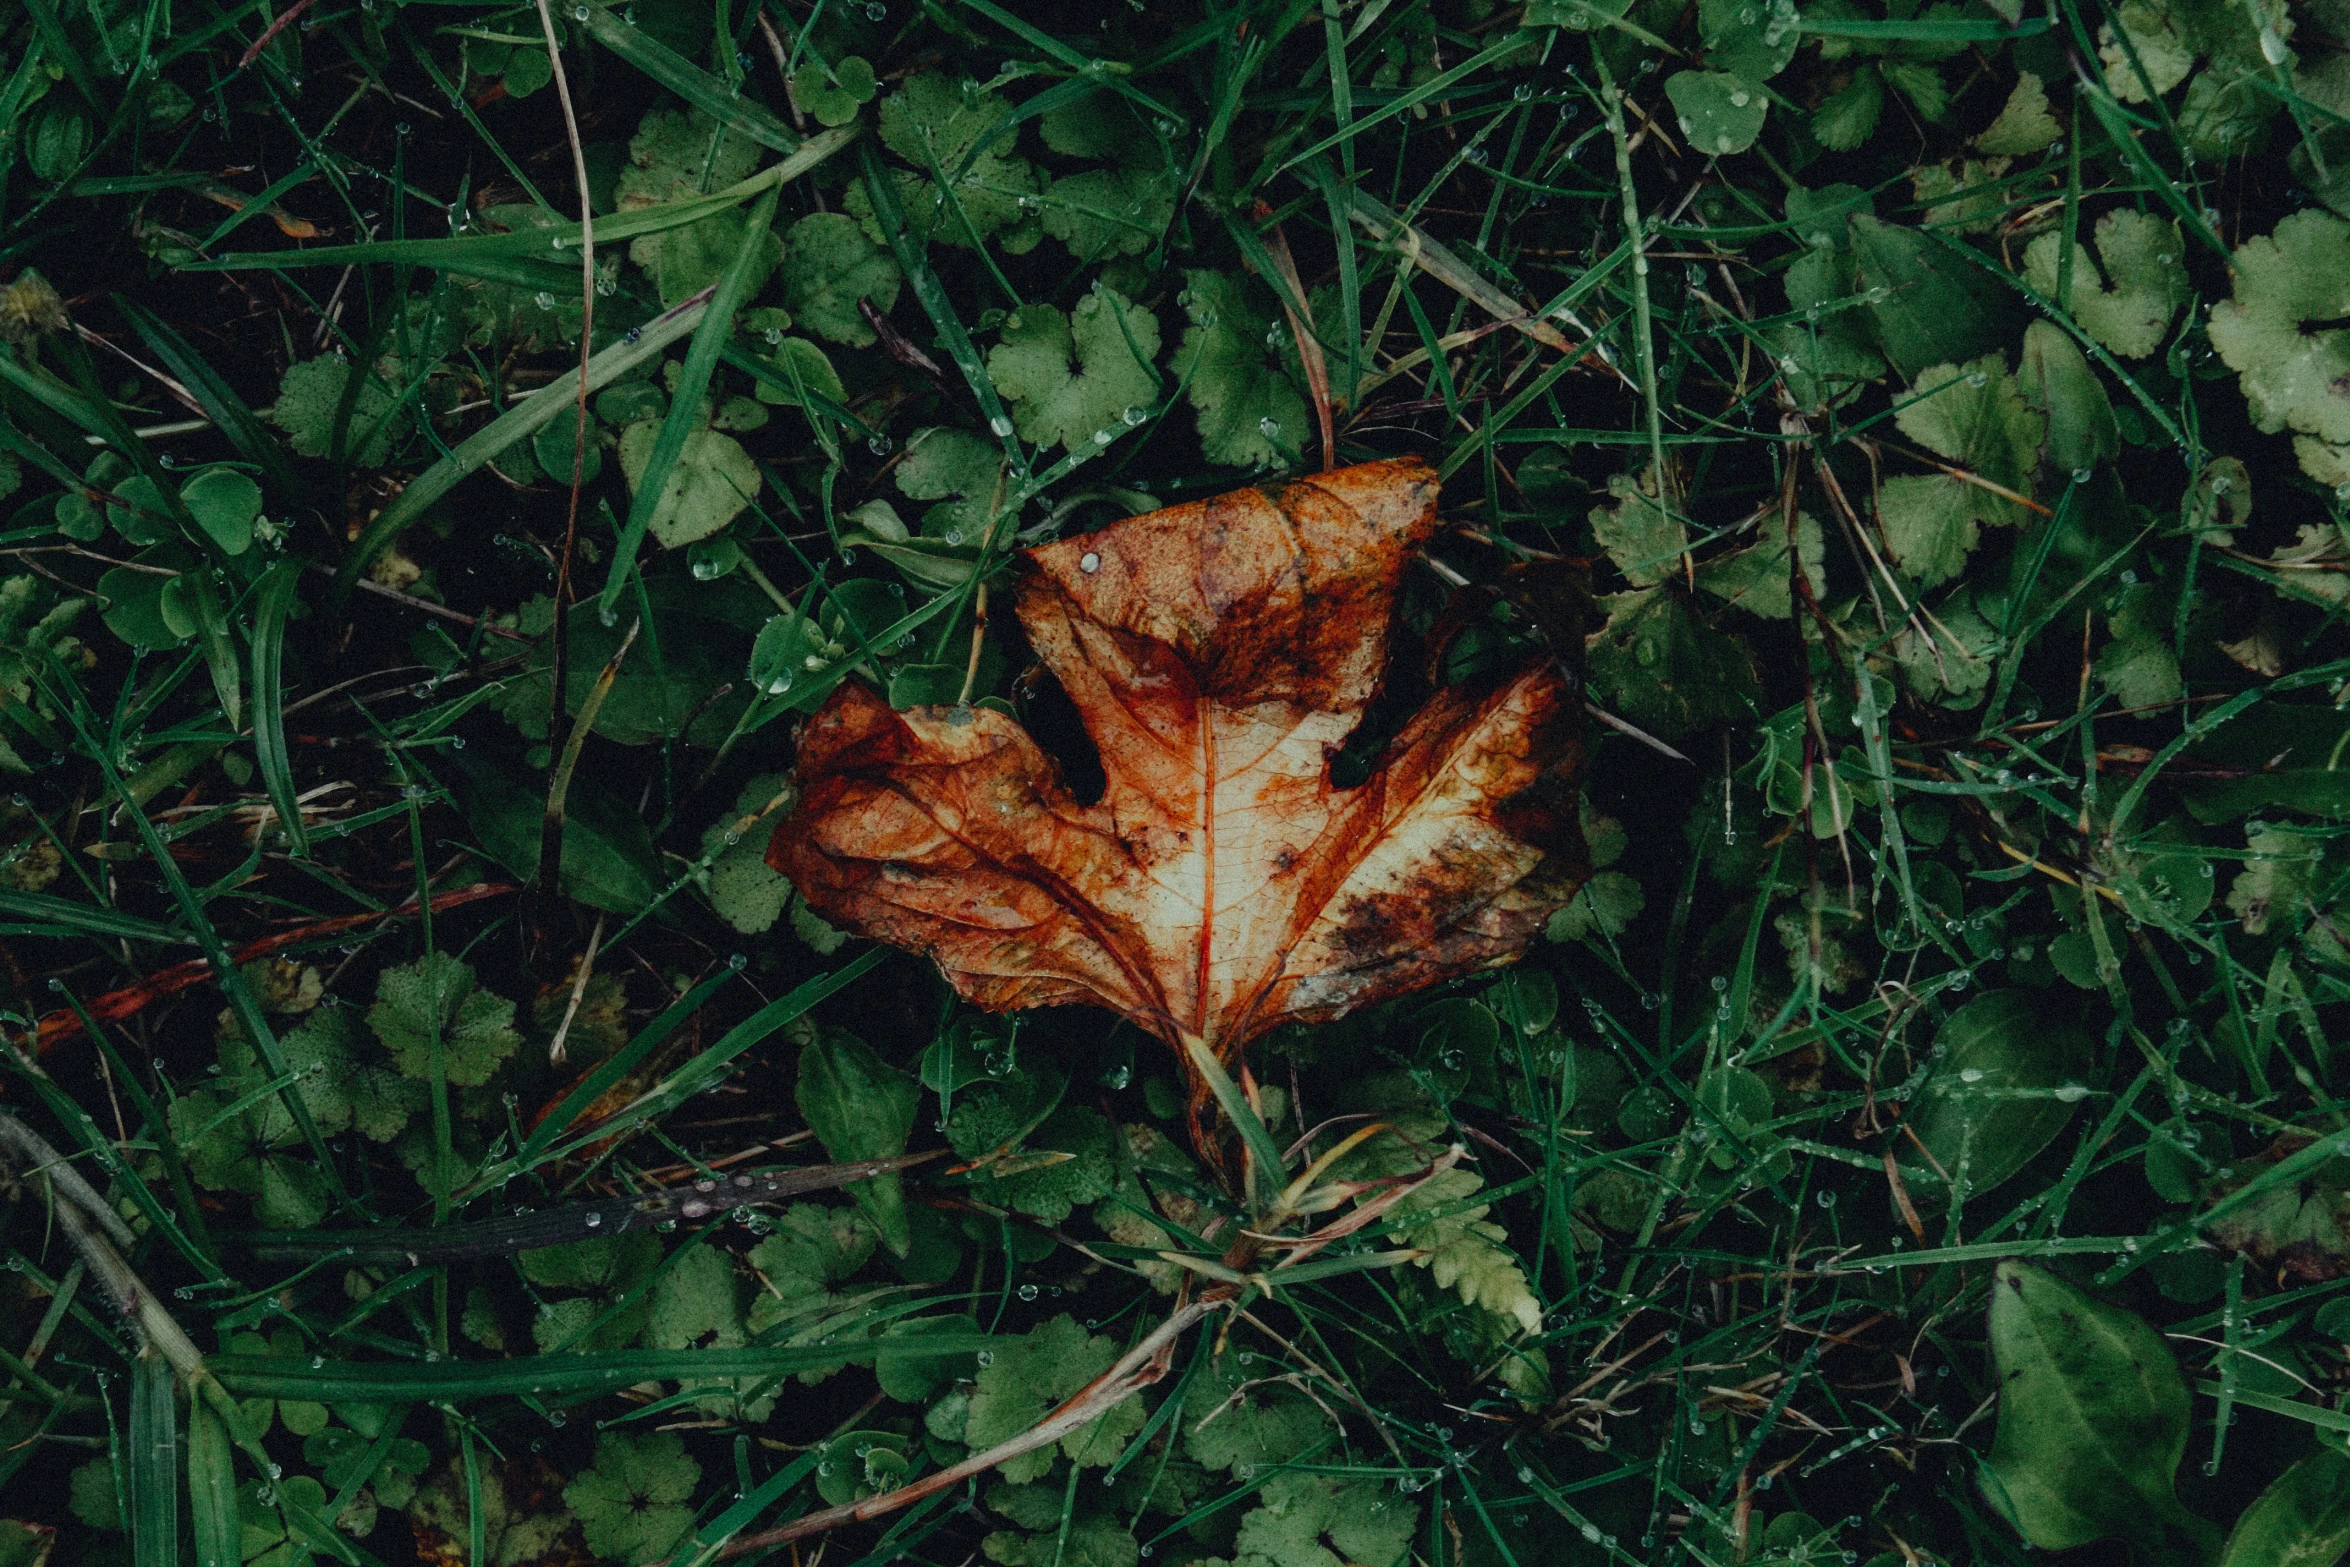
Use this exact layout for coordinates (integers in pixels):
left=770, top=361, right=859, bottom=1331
left=563, top=1432, right=700, bottom=1566
left=790, top=55, right=877, bottom=127
left=987, top=288, right=1160, bottom=454
left=1172, top=269, right=1307, bottom=467
left=367, top=951, right=522, bottom=1087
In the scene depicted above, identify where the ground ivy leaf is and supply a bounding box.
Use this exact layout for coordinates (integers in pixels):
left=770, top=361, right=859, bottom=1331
left=964, top=1315, right=1146, bottom=1482
left=1185, top=1353, right=1331, bottom=1473
left=972, top=1104, right=1117, bottom=1222
left=2098, top=582, right=2184, bottom=708
left=1220, top=1471, right=1418, bottom=1567
left=1693, top=509, right=1825, bottom=619
left=2099, top=1, right=2197, bottom=102
left=1884, top=589, right=1999, bottom=707
left=2208, top=211, right=2350, bottom=457
left=780, top=212, right=901, bottom=347
left=1589, top=469, right=1687, bottom=587
left=1876, top=474, right=1994, bottom=588
left=850, top=74, right=1044, bottom=252
left=563, top=1431, right=700, bottom=1566
left=616, top=105, right=769, bottom=305
left=984, top=1514, right=1138, bottom=1567
left=2228, top=822, right=2323, bottom=935
left=2025, top=209, right=2190, bottom=359
left=1584, top=587, right=1763, bottom=739
left=1665, top=70, right=1769, bottom=155
left=704, top=772, right=797, bottom=934
left=1547, top=869, right=1646, bottom=940
left=896, top=426, right=1005, bottom=540
left=1975, top=70, right=2061, bottom=153
left=1810, top=65, right=1883, bottom=150
left=987, top=288, right=1160, bottom=454
left=1895, top=355, right=2041, bottom=492
left=1172, top=269, right=1308, bottom=467
left=266, top=355, right=401, bottom=466
left=745, top=1202, right=877, bottom=1331
left=366, top=951, right=521, bottom=1087
left=1910, top=157, right=2015, bottom=233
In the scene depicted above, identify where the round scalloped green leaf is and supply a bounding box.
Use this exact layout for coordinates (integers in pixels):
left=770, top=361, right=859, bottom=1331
left=180, top=467, right=260, bottom=556
left=2209, top=210, right=2350, bottom=447
left=617, top=423, right=760, bottom=548
left=1665, top=70, right=1769, bottom=156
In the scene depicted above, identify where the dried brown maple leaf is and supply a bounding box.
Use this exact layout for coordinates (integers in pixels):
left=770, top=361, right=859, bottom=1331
left=770, top=458, right=1586, bottom=1099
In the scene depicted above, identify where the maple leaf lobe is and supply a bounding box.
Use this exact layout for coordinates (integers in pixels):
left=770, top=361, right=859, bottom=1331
left=771, top=459, right=1585, bottom=1064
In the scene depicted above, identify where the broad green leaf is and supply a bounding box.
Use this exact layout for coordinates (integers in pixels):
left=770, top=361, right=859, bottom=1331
left=615, top=104, right=769, bottom=305
left=987, top=287, right=1160, bottom=454
left=2220, top=1449, right=2350, bottom=1567
left=2020, top=321, right=2119, bottom=474
left=1036, top=92, right=1176, bottom=260
left=2025, top=209, right=2191, bottom=359
left=1981, top=1263, right=2218, bottom=1560
left=179, top=467, right=259, bottom=555
left=1896, top=990, right=2090, bottom=1203
left=780, top=211, right=902, bottom=347
left=267, top=354, right=402, bottom=466
left=796, top=1028, right=919, bottom=1254
left=1848, top=215, right=2019, bottom=378
left=1666, top=71, right=1769, bottom=155
left=1548, top=869, right=1646, bottom=941
left=1584, top=587, right=1763, bottom=740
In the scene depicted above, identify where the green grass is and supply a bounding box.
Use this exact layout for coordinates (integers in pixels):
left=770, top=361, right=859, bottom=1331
left=2, top=0, right=2350, bottom=1564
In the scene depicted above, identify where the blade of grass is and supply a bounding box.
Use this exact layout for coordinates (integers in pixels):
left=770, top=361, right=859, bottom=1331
left=249, top=560, right=308, bottom=855
left=128, top=1348, right=179, bottom=1567
left=578, top=1, right=801, bottom=153
left=333, top=284, right=716, bottom=600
